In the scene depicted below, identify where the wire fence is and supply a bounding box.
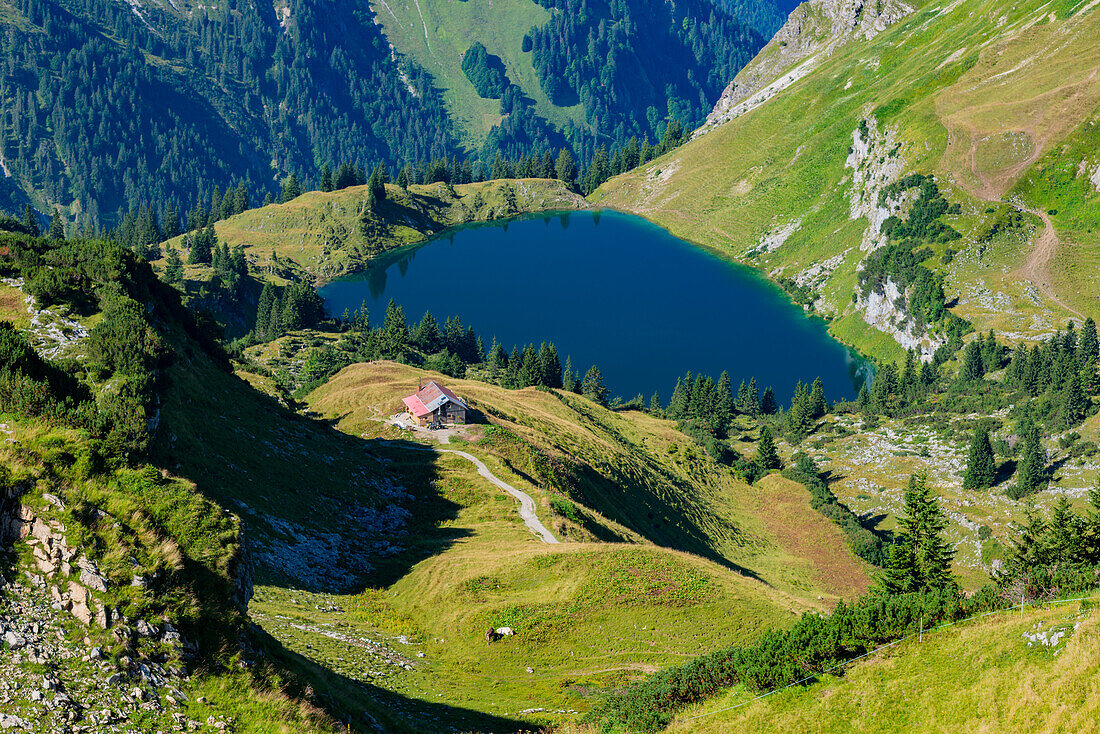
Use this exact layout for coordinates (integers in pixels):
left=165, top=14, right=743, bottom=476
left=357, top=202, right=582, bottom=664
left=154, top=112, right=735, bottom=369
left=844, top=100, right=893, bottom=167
left=675, top=593, right=1100, bottom=725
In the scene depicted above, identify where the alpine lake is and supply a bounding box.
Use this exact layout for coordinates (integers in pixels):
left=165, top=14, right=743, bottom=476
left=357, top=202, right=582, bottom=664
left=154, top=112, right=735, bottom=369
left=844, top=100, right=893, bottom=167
left=319, top=210, right=870, bottom=403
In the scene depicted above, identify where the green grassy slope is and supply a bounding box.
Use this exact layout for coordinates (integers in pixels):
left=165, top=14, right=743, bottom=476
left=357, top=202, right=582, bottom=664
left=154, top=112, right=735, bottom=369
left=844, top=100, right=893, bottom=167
left=309, top=361, right=872, bottom=603
left=594, top=0, right=1100, bottom=360
left=196, top=358, right=873, bottom=727
left=657, top=598, right=1100, bottom=733
left=369, top=0, right=584, bottom=145
left=157, top=179, right=585, bottom=283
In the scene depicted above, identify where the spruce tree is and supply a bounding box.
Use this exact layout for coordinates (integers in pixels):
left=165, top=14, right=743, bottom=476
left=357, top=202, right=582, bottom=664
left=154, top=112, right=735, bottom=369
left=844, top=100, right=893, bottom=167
left=320, top=164, right=334, bottom=192
left=562, top=356, right=575, bottom=392
left=582, top=365, right=609, bottom=406
left=280, top=173, right=302, bottom=203
left=809, top=377, right=826, bottom=418
left=715, top=371, right=734, bottom=434
left=414, top=311, right=442, bottom=352
left=959, top=340, right=984, bottom=381
left=23, top=205, right=38, bottom=236
left=255, top=283, right=276, bottom=340
left=760, top=386, right=777, bottom=415
left=756, top=426, right=781, bottom=471
left=555, top=149, right=576, bottom=186
left=746, top=377, right=760, bottom=417
left=649, top=392, right=661, bottom=416
left=668, top=373, right=691, bottom=419
left=1004, top=503, right=1048, bottom=577
left=856, top=383, right=870, bottom=410
left=164, top=246, right=184, bottom=287
left=48, top=208, right=64, bottom=240
left=1013, top=422, right=1047, bottom=499
left=1079, top=317, right=1099, bottom=366
left=1046, top=496, right=1082, bottom=564
left=736, top=380, right=748, bottom=413
left=382, top=299, right=408, bottom=356
left=898, top=473, right=956, bottom=591
left=877, top=541, right=919, bottom=595
left=1057, top=373, right=1088, bottom=428
left=962, top=426, right=996, bottom=490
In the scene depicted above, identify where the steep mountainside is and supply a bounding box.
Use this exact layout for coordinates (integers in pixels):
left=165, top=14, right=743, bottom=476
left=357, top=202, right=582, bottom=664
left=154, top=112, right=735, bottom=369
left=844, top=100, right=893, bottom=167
left=367, top=0, right=774, bottom=162
left=0, top=0, right=458, bottom=229
left=594, top=0, right=1100, bottom=362
left=0, top=0, right=781, bottom=231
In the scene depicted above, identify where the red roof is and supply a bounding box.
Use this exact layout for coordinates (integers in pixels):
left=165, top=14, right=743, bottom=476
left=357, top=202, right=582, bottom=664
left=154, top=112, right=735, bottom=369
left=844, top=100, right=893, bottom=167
left=402, top=395, right=431, bottom=417
left=402, top=381, right=467, bottom=418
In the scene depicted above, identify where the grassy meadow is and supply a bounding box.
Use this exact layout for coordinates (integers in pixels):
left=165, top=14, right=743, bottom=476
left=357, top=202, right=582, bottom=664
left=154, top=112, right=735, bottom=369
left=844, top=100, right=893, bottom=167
left=201, top=359, right=874, bottom=728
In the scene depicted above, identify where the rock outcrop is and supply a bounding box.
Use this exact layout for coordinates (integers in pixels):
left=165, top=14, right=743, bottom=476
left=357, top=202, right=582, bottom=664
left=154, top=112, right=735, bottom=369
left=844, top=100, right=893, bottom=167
left=856, top=277, right=945, bottom=360
left=696, top=0, right=913, bottom=136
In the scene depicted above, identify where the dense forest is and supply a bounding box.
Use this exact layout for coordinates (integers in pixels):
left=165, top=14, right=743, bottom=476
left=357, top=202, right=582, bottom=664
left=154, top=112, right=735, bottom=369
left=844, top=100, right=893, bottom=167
left=0, top=0, right=775, bottom=231
left=0, top=0, right=458, bottom=230
left=528, top=0, right=766, bottom=162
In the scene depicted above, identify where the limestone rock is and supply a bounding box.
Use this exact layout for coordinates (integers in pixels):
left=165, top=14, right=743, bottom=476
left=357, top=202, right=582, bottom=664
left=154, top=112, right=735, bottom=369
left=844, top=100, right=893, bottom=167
left=697, top=0, right=914, bottom=136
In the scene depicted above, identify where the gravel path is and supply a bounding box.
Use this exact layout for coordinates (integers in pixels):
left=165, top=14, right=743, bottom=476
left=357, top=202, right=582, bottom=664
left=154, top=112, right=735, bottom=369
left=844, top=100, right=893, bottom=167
left=393, top=441, right=559, bottom=543
left=437, top=449, right=559, bottom=544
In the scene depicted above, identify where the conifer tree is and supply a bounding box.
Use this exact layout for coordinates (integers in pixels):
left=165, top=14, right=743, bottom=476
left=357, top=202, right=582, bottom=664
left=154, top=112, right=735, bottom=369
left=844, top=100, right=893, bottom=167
left=414, top=311, right=442, bottom=352
left=878, top=541, right=919, bottom=595
left=280, top=173, right=302, bottom=203
left=555, top=149, right=576, bottom=186
left=1013, top=422, right=1047, bottom=499
left=756, top=426, right=781, bottom=471
left=48, top=208, right=65, bottom=240
left=898, top=473, right=956, bottom=591
left=189, top=224, right=214, bottom=264
left=668, top=373, right=691, bottom=419
left=746, top=377, right=760, bottom=417
left=1003, top=502, right=1047, bottom=578
left=1080, top=317, right=1099, bottom=366
left=736, top=379, right=748, bottom=413
left=962, top=426, right=996, bottom=490
left=715, top=371, right=734, bottom=434
left=254, top=284, right=274, bottom=339
left=809, top=377, right=826, bottom=418
left=320, top=164, right=334, bottom=192
left=562, top=356, right=575, bottom=392
left=649, top=392, right=661, bottom=416
left=23, top=205, right=38, bottom=237
left=760, top=386, right=777, bottom=415
left=787, top=381, right=814, bottom=437
left=960, top=340, right=985, bottom=381
left=582, top=365, right=609, bottom=406
left=856, top=383, right=870, bottom=410
left=519, top=345, right=540, bottom=387
left=381, top=299, right=408, bottom=356
left=1047, top=495, right=1082, bottom=564
left=1057, top=373, right=1088, bottom=428
left=164, top=246, right=184, bottom=287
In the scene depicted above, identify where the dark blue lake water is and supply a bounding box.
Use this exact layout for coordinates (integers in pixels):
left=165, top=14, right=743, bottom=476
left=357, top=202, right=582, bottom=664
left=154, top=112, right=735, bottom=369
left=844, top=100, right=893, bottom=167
left=319, top=210, right=869, bottom=403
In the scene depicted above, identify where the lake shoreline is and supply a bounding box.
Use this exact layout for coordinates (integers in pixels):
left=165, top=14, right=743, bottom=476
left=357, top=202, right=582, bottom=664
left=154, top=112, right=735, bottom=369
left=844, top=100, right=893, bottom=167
left=320, top=210, right=872, bottom=402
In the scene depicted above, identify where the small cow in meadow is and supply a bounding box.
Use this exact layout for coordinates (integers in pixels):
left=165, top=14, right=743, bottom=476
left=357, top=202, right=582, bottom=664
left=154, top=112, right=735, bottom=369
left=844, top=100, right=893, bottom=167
left=485, top=627, right=515, bottom=644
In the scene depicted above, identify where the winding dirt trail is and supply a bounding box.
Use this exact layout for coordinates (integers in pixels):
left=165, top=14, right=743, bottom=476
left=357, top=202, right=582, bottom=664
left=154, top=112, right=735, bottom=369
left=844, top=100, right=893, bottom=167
left=437, top=449, right=559, bottom=544
left=397, top=441, right=558, bottom=543
left=940, top=123, right=1081, bottom=317
left=1009, top=203, right=1082, bottom=318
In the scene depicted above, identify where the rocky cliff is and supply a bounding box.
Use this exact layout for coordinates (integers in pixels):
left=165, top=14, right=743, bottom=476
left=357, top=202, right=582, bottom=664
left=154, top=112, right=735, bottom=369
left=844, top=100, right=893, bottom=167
left=696, top=0, right=914, bottom=136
